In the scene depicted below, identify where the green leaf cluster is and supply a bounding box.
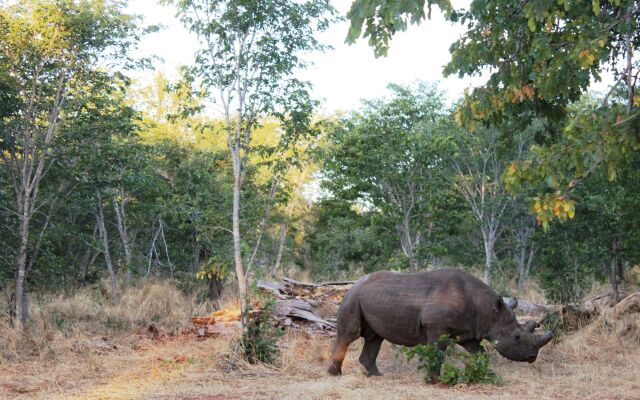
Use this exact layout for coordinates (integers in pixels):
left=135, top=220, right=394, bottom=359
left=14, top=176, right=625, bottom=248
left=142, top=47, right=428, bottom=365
left=402, top=335, right=501, bottom=386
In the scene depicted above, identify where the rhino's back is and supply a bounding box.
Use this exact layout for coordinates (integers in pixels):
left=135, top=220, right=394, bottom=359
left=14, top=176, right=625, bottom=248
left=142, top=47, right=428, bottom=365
left=353, top=269, right=495, bottom=345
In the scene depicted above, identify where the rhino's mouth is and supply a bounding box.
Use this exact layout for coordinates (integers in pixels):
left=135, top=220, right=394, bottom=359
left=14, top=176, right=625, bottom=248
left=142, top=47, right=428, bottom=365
left=527, top=355, right=537, bottom=363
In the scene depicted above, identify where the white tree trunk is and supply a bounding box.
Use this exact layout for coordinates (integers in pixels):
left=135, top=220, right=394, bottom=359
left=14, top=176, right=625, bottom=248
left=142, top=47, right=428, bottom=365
left=96, top=192, right=117, bottom=294
left=112, top=190, right=132, bottom=275
left=482, top=229, right=496, bottom=285
left=272, top=222, right=287, bottom=276
left=232, top=174, right=247, bottom=311
left=14, top=209, right=30, bottom=327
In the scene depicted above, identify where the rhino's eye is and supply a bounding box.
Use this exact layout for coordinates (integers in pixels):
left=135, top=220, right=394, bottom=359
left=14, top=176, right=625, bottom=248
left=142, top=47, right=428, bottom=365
left=514, top=333, right=521, bottom=341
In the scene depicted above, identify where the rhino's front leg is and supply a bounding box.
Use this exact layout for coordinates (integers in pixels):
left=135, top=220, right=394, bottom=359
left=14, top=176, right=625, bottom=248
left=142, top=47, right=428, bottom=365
left=426, top=344, right=448, bottom=383
left=359, top=335, right=384, bottom=376
left=425, top=331, right=450, bottom=383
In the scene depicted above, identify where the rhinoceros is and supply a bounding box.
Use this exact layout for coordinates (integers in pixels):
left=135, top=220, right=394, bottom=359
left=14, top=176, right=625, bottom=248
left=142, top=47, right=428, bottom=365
left=327, top=268, right=553, bottom=378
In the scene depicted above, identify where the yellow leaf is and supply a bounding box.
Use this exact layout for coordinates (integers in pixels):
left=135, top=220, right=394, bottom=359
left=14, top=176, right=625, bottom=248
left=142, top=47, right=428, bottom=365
left=454, top=109, right=462, bottom=125
left=533, top=202, right=542, bottom=213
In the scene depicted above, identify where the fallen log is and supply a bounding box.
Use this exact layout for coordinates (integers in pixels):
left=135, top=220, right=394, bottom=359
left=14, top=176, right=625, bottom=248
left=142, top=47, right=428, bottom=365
left=502, top=297, right=558, bottom=316
left=258, top=277, right=352, bottom=334
left=610, top=292, right=640, bottom=317
left=273, top=299, right=336, bottom=330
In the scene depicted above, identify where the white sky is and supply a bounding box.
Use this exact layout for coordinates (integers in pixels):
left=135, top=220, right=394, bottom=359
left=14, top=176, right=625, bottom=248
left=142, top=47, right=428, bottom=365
left=126, top=0, right=483, bottom=114
left=126, top=0, right=611, bottom=114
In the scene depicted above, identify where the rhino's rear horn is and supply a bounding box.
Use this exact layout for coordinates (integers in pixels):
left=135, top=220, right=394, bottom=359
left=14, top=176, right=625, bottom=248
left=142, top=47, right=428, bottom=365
left=525, top=320, right=537, bottom=333
left=536, top=331, right=553, bottom=348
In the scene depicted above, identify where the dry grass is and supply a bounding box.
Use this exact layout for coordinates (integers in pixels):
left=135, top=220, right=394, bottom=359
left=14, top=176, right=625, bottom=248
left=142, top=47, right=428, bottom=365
left=1, top=318, right=638, bottom=399
left=0, top=279, right=219, bottom=364
left=0, top=281, right=639, bottom=400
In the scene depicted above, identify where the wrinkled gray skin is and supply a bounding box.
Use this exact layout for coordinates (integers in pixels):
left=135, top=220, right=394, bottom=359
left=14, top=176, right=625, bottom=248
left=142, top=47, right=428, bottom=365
left=327, top=269, right=553, bottom=379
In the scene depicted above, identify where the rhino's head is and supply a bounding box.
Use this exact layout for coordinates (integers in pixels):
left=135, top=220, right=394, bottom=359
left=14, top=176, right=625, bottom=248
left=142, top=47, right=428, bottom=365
left=489, top=298, right=553, bottom=363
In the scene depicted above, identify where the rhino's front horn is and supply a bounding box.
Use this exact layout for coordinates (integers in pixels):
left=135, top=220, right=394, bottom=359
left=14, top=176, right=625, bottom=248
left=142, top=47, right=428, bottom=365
left=537, top=331, right=553, bottom=348
left=524, top=319, right=537, bottom=333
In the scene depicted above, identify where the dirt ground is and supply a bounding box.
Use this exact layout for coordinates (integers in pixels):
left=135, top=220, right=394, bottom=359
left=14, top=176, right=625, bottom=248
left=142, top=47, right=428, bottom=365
left=1, top=327, right=639, bottom=400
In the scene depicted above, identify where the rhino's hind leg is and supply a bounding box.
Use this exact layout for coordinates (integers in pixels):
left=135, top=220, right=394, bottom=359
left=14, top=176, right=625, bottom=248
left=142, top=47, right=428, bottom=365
left=328, top=303, right=362, bottom=376
left=328, top=336, right=354, bottom=376
left=359, top=334, right=383, bottom=377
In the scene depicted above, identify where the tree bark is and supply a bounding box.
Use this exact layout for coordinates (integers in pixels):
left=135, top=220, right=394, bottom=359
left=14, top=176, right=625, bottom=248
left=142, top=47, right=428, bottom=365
left=190, top=241, right=201, bottom=276
left=232, top=174, right=247, bottom=311
left=524, top=246, right=535, bottom=282
left=515, top=220, right=535, bottom=290
left=111, top=190, right=132, bottom=277
left=96, top=192, right=117, bottom=295
left=610, top=239, right=619, bottom=302
left=625, top=29, right=633, bottom=113
left=208, top=276, right=224, bottom=303
left=272, top=222, right=287, bottom=276
left=481, top=227, right=497, bottom=284
left=14, top=204, right=30, bottom=327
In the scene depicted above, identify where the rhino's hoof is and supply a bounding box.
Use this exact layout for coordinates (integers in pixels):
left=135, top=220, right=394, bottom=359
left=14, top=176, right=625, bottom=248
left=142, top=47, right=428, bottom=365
left=327, top=365, right=342, bottom=376
left=365, top=370, right=383, bottom=377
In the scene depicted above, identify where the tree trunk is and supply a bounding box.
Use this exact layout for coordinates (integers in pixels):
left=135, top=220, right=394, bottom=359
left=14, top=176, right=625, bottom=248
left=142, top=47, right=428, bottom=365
left=190, top=241, right=201, bottom=276
left=516, top=239, right=526, bottom=290
left=112, top=190, right=132, bottom=277
left=232, top=175, right=247, bottom=311
left=625, top=29, right=633, bottom=113
left=515, top=222, right=535, bottom=291
left=573, top=255, right=580, bottom=301
left=14, top=202, right=31, bottom=327
left=96, top=192, right=117, bottom=295
left=610, top=239, right=619, bottom=302
left=618, top=258, right=626, bottom=284
left=272, top=222, right=287, bottom=276
left=208, top=276, right=224, bottom=304
left=482, top=229, right=496, bottom=285
left=524, top=246, right=534, bottom=281
left=398, top=219, right=419, bottom=273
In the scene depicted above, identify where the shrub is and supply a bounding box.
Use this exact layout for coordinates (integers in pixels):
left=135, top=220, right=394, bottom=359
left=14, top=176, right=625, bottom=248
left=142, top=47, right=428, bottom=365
left=240, top=299, right=282, bottom=364
left=402, top=335, right=501, bottom=386
left=540, top=311, right=565, bottom=337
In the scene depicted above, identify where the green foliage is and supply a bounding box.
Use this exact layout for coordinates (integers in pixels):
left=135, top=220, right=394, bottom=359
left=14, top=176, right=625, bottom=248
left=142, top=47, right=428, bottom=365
left=402, top=335, right=501, bottom=385
left=402, top=337, right=453, bottom=382
left=347, top=0, right=640, bottom=225
left=540, top=312, right=565, bottom=337
left=195, top=258, right=230, bottom=282
left=317, top=82, right=464, bottom=271
left=240, top=300, right=283, bottom=365
left=307, top=199, right=397, bottom=278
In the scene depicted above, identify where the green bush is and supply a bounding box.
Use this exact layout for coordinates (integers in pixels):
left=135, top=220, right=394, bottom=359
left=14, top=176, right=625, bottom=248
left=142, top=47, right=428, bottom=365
left=240, top=299, right=283, bottom=364
left=402, top=335, right=501, bottom=386
left=540, top=311, right=565, bottom=337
